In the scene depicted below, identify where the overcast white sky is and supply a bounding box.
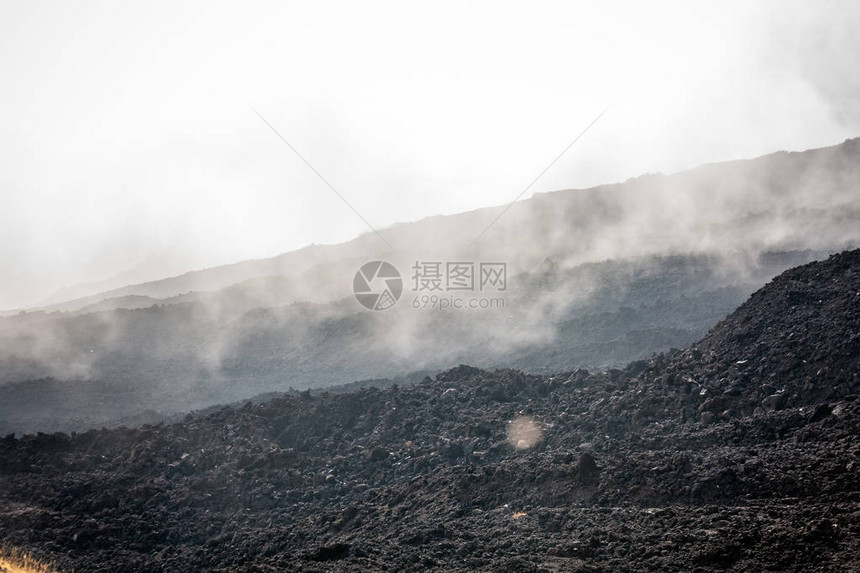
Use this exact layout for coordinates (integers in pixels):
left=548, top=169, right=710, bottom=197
left=1, top=0, right=859, bottom=309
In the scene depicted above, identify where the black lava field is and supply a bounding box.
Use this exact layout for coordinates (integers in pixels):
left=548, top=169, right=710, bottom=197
left=1, top=250, right=859, bottom=571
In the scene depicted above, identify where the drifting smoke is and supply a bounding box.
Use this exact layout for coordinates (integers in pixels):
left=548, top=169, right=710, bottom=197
left=1, top=139, right=859, bottom=433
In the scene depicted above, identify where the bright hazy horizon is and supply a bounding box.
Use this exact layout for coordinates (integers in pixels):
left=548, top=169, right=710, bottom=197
left=2, top=0, right=859, bottom=310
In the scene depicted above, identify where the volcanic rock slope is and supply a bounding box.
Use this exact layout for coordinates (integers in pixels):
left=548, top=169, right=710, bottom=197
left=1, top=251, right=859, bottom=572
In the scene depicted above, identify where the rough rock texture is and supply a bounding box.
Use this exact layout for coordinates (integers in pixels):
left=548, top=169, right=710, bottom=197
left=1, top=251, right=859, bottom=572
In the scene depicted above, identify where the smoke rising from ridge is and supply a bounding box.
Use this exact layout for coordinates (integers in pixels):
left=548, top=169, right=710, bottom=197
left=1, top=139, right=859, bottom=434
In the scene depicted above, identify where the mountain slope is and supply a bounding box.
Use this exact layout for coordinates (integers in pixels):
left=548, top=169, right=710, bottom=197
left=1, top=250, right=858, bottom=572
left=23, top=137, right=860, bottom=315
left=0, top=249, right=832, bottom=434
left=1, top=137, right=859, bottom=435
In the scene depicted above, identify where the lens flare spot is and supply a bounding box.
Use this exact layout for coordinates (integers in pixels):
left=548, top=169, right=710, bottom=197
left=506, top=416, right=542, bottom=450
